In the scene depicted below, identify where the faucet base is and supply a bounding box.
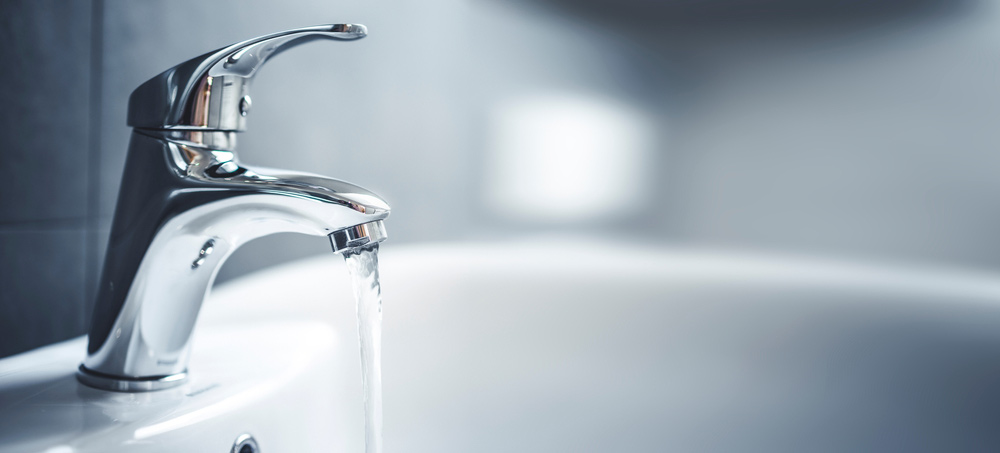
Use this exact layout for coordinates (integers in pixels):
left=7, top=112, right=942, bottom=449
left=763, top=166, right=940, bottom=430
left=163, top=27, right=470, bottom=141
left=76, top=365, right=188, bottom=392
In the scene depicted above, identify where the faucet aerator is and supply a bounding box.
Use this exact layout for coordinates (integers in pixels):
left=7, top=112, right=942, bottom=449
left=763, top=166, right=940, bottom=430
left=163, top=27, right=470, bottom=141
left=330, top=220, right=388, bottom=253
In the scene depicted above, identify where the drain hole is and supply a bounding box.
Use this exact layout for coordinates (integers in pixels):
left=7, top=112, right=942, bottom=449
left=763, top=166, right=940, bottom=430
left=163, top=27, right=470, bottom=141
left=232, top=434, right=259, bottom=453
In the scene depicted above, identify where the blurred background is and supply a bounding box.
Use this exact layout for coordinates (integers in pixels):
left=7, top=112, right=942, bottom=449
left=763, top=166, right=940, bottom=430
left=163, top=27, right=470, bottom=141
left=0, top=0, right=997, bottom=358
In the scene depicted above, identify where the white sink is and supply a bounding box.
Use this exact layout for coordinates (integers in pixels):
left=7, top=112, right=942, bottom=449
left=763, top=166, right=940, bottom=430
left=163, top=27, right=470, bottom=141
left=0, top=310, right=343, bottom=452
left=5, top=240, right=1000, bottom=452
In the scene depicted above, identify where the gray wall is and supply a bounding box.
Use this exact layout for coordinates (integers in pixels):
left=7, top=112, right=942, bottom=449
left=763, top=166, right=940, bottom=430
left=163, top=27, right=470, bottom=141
left=2, top=0, right=998, bottom=358
left=0, top=1, right=97, bottom=358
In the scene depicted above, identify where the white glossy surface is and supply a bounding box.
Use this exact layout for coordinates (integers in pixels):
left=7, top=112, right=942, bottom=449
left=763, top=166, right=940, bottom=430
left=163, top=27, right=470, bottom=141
left=0, top=287, right=353, bottom=452
left=5, top=240, right=1000, bottom=452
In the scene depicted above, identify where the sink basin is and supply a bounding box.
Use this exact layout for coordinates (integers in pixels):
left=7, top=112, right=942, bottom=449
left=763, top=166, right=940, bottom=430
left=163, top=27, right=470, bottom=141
left=5, top=239, right=1000, bottom=452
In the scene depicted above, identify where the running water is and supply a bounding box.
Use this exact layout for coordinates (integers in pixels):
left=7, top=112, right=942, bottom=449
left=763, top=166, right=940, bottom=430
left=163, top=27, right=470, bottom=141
left=343, top=243, right=384, bottom=453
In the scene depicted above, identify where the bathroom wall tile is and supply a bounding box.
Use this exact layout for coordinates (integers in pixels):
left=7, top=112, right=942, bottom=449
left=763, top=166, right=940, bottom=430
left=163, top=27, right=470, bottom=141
left=0, top=1, right=92, bottom=224
left=0, top=227, right=88, bottom=358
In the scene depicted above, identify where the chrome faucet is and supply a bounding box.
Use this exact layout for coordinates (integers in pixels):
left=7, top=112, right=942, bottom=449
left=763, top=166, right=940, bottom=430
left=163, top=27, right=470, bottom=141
left=78, top=24, right=389, bottom=392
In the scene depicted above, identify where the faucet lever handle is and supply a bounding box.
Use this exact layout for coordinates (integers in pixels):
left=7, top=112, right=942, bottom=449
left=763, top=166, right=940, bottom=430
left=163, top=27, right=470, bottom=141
left=127, top=24, right=367, bottom=132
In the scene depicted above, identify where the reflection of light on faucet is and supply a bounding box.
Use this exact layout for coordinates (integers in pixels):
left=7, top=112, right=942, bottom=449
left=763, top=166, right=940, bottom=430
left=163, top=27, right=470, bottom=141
left=485, top=92, right=654, bottom=222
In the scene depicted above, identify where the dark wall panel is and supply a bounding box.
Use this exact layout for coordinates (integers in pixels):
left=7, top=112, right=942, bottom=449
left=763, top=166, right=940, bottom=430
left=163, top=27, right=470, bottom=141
left=0, top=229, right=88, bottom=358
left=0, top=1, right=92, bottom=224
left=0, top=0, right=94, bottom=358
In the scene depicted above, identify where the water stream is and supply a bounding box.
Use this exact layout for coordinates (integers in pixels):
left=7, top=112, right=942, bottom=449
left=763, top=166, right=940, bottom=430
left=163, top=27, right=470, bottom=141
left=343, top=244, right=384, bottom=453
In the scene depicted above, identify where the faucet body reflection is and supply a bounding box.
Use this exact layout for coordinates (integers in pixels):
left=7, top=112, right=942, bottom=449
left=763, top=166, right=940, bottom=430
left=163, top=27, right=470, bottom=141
left=79, top=24, right=389, bottom=392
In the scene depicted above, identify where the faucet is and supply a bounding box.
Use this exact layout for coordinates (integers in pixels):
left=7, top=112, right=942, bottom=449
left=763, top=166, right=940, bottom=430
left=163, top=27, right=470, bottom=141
left=77, top=24, right=389, bottom=392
